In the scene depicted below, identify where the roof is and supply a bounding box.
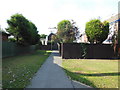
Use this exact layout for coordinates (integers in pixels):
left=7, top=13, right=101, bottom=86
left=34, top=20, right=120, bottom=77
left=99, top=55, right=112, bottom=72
left=109, top=18, right=120, bottom=24
left=48, top=33, right=56, bottom=41
left=106, top=13, right=120, bottom=23
left=48, top=33, right=55, bottom=36
left=0, top=30, right=11, bottom=36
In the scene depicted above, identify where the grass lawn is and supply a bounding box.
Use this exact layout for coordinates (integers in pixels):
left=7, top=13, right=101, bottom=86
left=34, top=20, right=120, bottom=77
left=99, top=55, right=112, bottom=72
left=62, top=59, right=119, bottom=88
left=2, top=50, right=52, bottom=88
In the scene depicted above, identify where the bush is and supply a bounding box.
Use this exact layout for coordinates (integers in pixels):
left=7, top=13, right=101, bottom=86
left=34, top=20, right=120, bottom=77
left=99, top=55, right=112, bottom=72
left=85, top=19, right=109, bottom=44
left=8, top=38, right=16, bottom=42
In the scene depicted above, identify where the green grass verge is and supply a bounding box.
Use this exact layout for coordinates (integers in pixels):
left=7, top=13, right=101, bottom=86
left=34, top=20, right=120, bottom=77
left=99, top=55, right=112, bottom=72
left=2, top=50, right=52, bottom=88
left=62, top=59, right=119, bottom=88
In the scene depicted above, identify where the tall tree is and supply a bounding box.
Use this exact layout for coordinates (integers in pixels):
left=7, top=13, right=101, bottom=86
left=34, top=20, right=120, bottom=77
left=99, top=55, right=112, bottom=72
left=40, top=34, right=47, bottom=39
left=57, top=20, right=79, bottom=43
left=6, top=13, right=40, bottom=45
left=85, top=19, right=109, bottom=44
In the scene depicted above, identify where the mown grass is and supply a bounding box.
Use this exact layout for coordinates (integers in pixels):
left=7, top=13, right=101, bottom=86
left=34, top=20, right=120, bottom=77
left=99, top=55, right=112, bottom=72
left=62, top=59, right=119, bottom=88
left=2, top=50, right=52, bottom=88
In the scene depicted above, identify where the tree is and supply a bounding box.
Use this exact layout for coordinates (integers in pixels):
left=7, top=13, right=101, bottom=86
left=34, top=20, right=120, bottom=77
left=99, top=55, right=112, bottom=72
left=8, top=38, right=16, bottom=42
left=85, top=19, right=109, bottom=44
left=57, top=20, right=79, bottom=43
left=51, top=34, right=59, bottom=43
left=6, top=13, right=40, bottom=45
left=111, top=21, right=120, bottom=57
left=40, top=34, right=47, bottom=39
left=26, top=21, right=40, bottom=45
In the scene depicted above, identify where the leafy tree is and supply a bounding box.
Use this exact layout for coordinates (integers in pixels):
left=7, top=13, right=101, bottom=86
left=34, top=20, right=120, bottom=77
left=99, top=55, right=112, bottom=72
left=6, top=13, right=40, bottom=45
left=26, top=22, right=40, bottom=45
left=57, top=20, right=79, bottom=43
left=51, top=34, right=59, bottom=43
left=111, top=21, right=120, bottom=57
left=8, top=38, right=16, bottom=42
left=40, top=34, right=47, bottom=39
left=85, top=19, right=109, bottom=44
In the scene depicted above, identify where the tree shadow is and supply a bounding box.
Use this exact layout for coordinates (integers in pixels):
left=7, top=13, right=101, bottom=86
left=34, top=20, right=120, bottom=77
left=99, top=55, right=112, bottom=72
left=74, top=72, right=120, bottom=77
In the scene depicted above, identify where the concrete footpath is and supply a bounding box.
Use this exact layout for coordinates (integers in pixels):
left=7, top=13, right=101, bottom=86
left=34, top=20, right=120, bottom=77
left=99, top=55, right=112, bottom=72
left=27, top=51, right=92, bottom=88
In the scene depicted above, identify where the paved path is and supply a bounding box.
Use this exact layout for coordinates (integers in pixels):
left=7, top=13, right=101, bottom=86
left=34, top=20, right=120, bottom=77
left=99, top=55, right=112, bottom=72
left=27, top=51, right=92, bottom=88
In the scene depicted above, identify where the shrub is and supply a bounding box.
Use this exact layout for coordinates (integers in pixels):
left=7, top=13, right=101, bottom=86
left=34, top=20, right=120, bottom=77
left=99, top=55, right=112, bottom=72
left=85, top=19, right=109, bottom=44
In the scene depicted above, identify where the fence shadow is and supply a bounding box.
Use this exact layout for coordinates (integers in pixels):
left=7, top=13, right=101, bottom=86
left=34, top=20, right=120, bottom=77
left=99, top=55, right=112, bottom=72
left=61, top=68, right=97, bottom=88
left=74, top=72, right=120, bottom=76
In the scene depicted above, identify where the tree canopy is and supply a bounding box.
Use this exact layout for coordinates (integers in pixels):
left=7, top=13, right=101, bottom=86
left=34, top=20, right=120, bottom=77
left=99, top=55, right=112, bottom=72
left=57, top=20, right=79, bottom=43
left=40, top=34, right=47, bottom=39
left=85, top=19, right=109, bottom=44
left=6, top=13, right=40, bottom=45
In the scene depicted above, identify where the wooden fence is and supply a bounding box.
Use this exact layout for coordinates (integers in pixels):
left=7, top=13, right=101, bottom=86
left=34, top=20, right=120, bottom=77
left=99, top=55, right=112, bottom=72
left=59, top=43, right=115, bottom=59
left=2, top=41, right=36, bottom=58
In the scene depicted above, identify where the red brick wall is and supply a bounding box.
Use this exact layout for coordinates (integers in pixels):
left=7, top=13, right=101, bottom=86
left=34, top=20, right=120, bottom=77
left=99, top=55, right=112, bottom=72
left=2, top=35, right=8, bottom=41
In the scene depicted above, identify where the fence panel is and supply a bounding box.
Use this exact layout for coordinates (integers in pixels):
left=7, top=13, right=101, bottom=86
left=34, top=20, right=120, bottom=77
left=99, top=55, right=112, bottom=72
left=61, top=43, right=114, bottom=59
left=2, top=41, right=36, bottom=58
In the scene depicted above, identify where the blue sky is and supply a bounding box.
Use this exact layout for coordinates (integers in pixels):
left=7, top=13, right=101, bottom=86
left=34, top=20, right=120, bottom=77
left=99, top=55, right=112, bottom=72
left=0, top=0, right=119, bottom=35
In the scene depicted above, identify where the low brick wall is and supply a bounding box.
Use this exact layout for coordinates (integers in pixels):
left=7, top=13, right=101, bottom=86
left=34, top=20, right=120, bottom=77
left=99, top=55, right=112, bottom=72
left=61, top=43, right=114, bottom=59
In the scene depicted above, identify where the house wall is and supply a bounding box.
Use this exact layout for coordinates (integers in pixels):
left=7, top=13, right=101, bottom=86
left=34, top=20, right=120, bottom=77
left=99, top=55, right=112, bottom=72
left=106, top=14, right=119, bottom=43
left=79, top=34, right=88, bottom=43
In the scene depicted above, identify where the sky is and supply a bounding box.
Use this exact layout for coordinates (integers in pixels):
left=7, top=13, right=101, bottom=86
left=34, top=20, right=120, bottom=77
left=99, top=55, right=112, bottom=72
left=0, top=0, right=119, bottom=35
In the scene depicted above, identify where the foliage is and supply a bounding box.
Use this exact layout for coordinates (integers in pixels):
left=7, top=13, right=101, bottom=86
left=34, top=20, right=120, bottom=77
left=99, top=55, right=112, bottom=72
left=40, top=34, right=47, bottom=39
left=57, top=20, right=79, bottom=43
left=8, top=38, right=16, bottom=42
left=111, top=29, right=118, bottom=44
left=85, top=19, right=109, bottom=44
left=51, top=34, right=59, bottom=43
left=6, top=13, right=40, bottom=45
left=118, top=22, right=120, bottom=46
left=80, top=43, right=87, bottom=58
left=111, top=28, right=120, bottom=57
